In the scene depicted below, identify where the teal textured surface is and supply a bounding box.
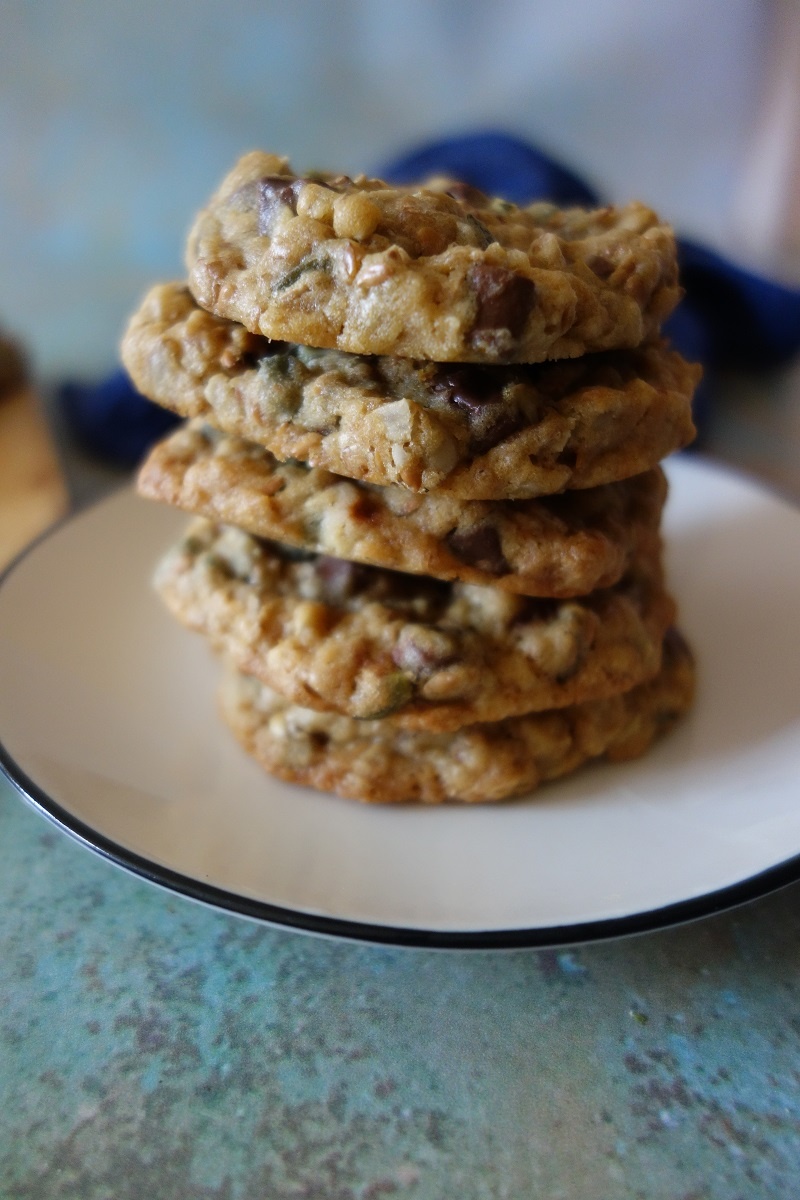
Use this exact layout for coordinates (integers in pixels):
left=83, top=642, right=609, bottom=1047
left=2, top=774, right=800, bottom=1198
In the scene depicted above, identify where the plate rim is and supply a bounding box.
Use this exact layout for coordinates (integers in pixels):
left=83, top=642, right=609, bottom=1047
left=4, top=739, right=800, bottom=949
left=2, top=457, right=800, bottom=950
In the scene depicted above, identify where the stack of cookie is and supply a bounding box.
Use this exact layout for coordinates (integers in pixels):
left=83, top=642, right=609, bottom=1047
left=122, top=151, right=699, bottom=804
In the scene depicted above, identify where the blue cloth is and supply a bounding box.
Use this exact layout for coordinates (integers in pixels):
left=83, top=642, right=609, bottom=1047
left=382, top=131, right=600, bottom=208
left=66, top=131, right=800, bottom=464
left=60, top=372, right=180, bottom=469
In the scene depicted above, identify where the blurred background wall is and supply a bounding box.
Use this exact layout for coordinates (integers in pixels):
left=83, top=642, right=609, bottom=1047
left=2, top=0, right=796, bottom=377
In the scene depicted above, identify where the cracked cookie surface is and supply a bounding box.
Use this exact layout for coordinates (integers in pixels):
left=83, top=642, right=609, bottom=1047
left=185, top=151, right=682, bottom=364
left=154, top=520, right=675, bottom=731
left=218, top=628, right=694, bottom=804
left=139, top=420, right=667, bottom=598
left=123, top=283, right=697, bottom=498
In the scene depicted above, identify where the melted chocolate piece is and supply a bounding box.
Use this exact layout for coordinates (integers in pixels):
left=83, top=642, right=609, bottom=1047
left=258, top=175, right=303, bottom=233
left=315, top=558, right=452, bottom=616
left=432, top=366, right=505, bottom=413
left=432, top=366, right=528, bottom=454
left=445, top=181, right=489, bottom=207
left=445, top=525, right=509, bottom=576
left=468, top=263, right=536, bottom=336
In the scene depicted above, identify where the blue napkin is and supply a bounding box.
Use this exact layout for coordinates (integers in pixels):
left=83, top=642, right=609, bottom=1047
left=60, top=373, right=182, bottom=469
left=66, top=131, right=800, bottom=465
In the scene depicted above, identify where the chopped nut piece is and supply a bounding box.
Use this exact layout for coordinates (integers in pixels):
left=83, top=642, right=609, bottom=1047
left=332, top=193, right=382, bottom=241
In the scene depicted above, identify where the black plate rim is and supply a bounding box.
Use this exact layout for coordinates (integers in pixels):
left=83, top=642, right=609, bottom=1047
left=4, top=740, right=800, bottom=950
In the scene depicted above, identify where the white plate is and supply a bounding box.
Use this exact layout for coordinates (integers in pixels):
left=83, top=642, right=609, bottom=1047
left=2, top=455, right=800, bottom=947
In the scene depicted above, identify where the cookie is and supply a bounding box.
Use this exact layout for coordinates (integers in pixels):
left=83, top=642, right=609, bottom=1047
left=122, top=283, right=698, bottom=498
left=185, top=151, right=682, bottom=364
left=154, top=520, right=675, bottom=731
left=139, top=420, right=667, bottom=599
left=218, top=627, right=694, bottom=805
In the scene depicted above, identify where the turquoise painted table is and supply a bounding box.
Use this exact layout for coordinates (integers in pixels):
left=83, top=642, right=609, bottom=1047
left=2, top=769, right=800, bottom=1199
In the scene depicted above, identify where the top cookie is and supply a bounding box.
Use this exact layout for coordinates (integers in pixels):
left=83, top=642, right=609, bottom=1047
left=186, top=151, right=682, bottom=364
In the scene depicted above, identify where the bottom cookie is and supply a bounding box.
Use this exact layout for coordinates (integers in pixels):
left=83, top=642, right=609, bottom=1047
left=218, top=628, right=694, bottom=805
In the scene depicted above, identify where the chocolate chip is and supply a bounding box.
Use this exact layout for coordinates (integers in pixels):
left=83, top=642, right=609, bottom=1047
left=432, top=366, right=504, bottom=413
left=258, top=175, right=303, bottom=233
left=432, top=366, right=528, bottom=454
left=445, top=181, right=489, bottom=207
left=468, top=263, right=536, bottom=337
left=445, top=525, right=509, bottom=575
